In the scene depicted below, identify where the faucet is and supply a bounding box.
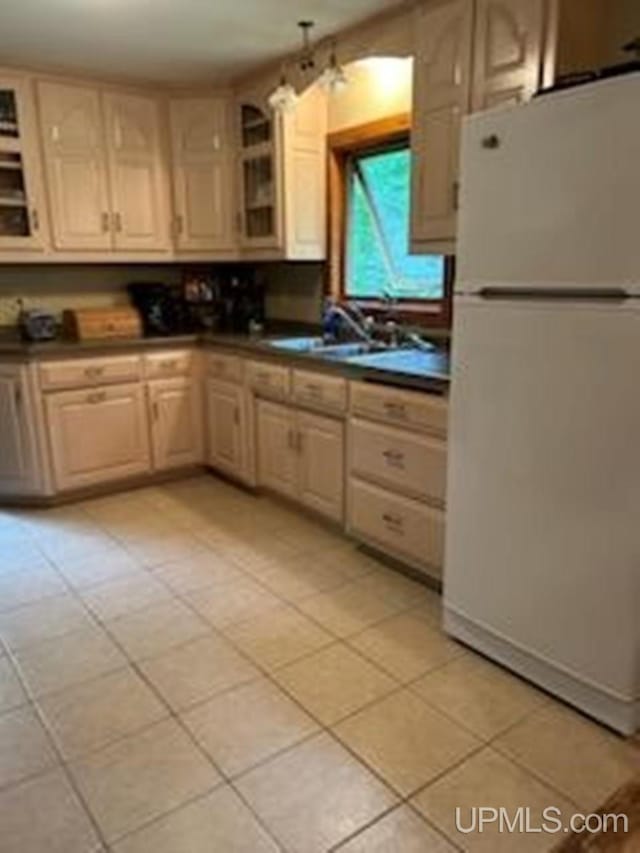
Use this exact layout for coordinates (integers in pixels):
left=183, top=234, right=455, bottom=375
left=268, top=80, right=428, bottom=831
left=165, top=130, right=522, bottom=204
left=322, top=299, right=375, bottom=345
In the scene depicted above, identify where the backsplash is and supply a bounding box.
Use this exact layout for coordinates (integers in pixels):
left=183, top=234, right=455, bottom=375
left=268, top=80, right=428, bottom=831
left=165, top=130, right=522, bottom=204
left=0, top=265, right=182, bottom=326
left=0, top=261, right=325, bottom=328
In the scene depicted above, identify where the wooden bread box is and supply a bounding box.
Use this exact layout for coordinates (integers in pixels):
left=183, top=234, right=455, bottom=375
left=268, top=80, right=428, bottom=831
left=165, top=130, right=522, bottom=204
left=62, top=307, right=142, bottom=341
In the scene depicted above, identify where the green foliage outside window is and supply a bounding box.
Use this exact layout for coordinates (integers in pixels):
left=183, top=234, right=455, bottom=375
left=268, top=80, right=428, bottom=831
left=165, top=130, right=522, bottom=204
left=346, top=145, right=445, bottom=300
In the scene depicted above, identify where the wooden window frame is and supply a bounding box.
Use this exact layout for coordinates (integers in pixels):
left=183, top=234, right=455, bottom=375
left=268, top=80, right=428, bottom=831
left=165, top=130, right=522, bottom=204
left=327, top=113, right=453, bottom=328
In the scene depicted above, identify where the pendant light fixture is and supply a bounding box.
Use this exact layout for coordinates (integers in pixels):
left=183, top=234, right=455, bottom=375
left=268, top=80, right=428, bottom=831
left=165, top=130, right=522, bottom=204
left=318, top=40, right=348, bottom=92
left=267, top=21, right=348, bottom=112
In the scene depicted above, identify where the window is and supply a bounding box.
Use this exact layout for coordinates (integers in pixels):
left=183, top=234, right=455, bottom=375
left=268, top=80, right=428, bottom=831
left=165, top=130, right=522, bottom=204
left=346, top=142, right=445, bottom=300
left=328, top=115, right=452, bottom=326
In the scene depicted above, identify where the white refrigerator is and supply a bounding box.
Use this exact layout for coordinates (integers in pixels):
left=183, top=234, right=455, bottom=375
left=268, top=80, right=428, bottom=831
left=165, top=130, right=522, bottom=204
left=443, top=73, right=640, bottom=735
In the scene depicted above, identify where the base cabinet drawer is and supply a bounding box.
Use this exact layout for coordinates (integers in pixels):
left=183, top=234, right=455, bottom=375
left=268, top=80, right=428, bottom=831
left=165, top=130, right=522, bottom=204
left=349, top=478, right=445, bottom=576
left=45, top=383, right=151, bottom=491
left=350, top=381, right=448, bottom=435
left=248, top=361, right=290, bottom=400
left=207, top=352, right=244, bottom=384
left=145, top=350, right=195, bottom=379
left=350, top=418, right=447, bottom=505
left=292, top=370, right=347, bottom=413
left=39, top=356, right=142, bottom=391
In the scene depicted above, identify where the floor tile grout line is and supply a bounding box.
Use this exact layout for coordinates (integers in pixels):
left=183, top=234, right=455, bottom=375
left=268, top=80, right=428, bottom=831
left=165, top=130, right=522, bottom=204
left=46, top=555, right=290, bottom=853
left=5, top=481, right=630, bottom=851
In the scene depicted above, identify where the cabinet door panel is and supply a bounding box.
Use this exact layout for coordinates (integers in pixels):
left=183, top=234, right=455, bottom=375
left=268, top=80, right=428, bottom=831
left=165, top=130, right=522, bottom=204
left=206, top=379, right=245, bottom=478
left=170, top=98, right=234, bottom=251
left=256, top=399, right=297, bottom=498
left=298, top=411, right=344, bottom=522
left=46, top=383, right=150, bottom=491
left=104, top=93, right=169, bottom=251
left=38, top=82, right=111, bottom=250
left=472, top=0, right=546, bottom=110
left=0, top=75, right=48, bottom=252
left=0, top=367, right=38, bottom=495
left=150, top=377, right=202, bottom=471
left=411, top=0, right=473, bottom=248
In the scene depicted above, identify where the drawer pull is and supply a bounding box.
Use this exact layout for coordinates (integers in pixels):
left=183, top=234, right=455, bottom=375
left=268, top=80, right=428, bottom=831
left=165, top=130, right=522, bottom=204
left=383, top=401, right=408, bottom=419
left=85, top=366, right=105, bottom=379
left=87, top=391, right=106, bottom=405
left=382, top=448, right=405, bottom=468
left=304, top=383, right=322, bottom=398
left=161, top=360, right=178, bottom=370
left=382, top=512, right=404, bottom=533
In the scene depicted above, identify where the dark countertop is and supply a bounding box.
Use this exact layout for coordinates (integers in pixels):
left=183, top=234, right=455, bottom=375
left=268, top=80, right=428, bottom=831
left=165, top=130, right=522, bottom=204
left=0, top=328, right=450, bottom=394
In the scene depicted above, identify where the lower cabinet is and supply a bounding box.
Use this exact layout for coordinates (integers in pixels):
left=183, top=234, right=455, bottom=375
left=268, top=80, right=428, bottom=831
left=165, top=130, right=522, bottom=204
left=0, top=365, right=41, bottom=496
left=297, top=411, right=344, bottom=522
left=206, top=378, right=250, bottom=483
left=149, top=377, right=203, bottom=471
left=45, top=382, right=151, bottom=491
left=256, top=399, right=344, bottom=522
left=256, top=399, right=298, bottom=499
left=349, top=477, right=446, bottom=579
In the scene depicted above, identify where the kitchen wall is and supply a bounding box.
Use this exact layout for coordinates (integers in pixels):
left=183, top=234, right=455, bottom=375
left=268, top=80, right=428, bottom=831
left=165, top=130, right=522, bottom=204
left=328, top=57, right=412, bottom=132
left=0, top=261, right=326, bottom=328
left=0, top=265, right=182, bottom=326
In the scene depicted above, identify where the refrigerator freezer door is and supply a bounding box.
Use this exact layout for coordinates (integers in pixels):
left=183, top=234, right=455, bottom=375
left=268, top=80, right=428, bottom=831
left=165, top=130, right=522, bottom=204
left=444, top=296, right=640, bottom=728
left=456, top=73, right=640, bottom=294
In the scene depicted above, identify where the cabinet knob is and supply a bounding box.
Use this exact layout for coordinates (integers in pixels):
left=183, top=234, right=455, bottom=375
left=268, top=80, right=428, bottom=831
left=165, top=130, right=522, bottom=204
left=481, top=134, right=500, bottom=150
left=101, top=212, right=110, bottom=232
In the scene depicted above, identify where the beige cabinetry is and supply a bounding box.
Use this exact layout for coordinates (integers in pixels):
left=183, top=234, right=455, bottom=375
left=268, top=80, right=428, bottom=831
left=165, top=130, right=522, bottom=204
left=236, top=83, right=327, bottom=259
left=0, top=72, right=48, bottom=251
left=38, top=81, right=111, bottom=251
left=411, top=0, right=549, bottom=252
left=206, top=378, right=250, bottom=482
left=149, top=376, right=203, bottom=471
left=256, top=399, right=298, bottom=499
left=103, top=92, right=170, bottom=251
left=169, top=97, right=236, bottom=253
left=0, top=364, right=41, bottom=496
left=297, top=410, right=344, bottom=521
left=45, top=382, right=151, bottom=491
left=256, top=398, right=344, bottom=522
left=348, top=382, right=448, bottom=580
left=38, top=81, right=169, bottom=254
left=471, top=0, right=547, bottom=109
left=411, top=0, right=473, bottom=251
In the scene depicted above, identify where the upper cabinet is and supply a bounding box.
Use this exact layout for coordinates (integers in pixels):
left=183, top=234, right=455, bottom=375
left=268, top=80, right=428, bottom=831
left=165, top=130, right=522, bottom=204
left=237, top=99, right=279, bottom=250
left=411, top=0, right=473, bottom=251
left=236, top=84, right=327, bottom=260
left=471, top=0, right=547, bottom=109
left=38, top=81, right=169, bottom=253
left=103, top=93, right=170, bottom=251
left=169, top=97, right=236, bottom=253
left=38, top=82, right=112, bottom=251
left=411, top=0, right=548, bottom=252
left=0, top=74, right=48, bottom=252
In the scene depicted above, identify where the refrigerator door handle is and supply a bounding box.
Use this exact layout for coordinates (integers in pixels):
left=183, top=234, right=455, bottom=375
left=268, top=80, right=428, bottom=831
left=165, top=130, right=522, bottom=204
left=476, top=287, right=630, bottom=302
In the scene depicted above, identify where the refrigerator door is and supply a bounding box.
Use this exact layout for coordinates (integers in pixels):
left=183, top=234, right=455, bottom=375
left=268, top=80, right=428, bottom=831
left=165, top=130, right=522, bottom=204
left=456, top=73, right=640, bottom=295
left=444, top=295, right=640, bottom=730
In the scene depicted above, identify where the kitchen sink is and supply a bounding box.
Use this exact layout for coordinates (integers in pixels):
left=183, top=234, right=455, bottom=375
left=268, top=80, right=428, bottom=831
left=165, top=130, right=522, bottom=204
left=263, top=337, right=388, bottom=359
left=263, top=336, right=325, bottom=353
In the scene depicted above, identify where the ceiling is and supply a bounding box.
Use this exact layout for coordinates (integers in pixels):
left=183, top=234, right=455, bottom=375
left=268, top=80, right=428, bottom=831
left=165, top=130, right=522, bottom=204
left=1, top=0, right=406, bottom=85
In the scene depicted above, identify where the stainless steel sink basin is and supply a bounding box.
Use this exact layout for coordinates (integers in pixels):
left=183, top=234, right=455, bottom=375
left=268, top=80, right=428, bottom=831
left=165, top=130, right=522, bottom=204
left=311, top=342, right=387, bottom=360
left=263, top=336, right=387, bottom=359
left=263, top=336, right=324, bottom=353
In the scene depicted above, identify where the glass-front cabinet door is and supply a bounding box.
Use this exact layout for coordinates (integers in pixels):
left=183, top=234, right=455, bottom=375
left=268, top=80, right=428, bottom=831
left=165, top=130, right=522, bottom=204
left=238, top=102, right=280, bottom=248
left=0, top=76, right=46, bottom=251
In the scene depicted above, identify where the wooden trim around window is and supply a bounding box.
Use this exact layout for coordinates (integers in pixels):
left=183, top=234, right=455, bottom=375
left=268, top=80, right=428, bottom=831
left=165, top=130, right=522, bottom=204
left=327, top=112, right=452, bottom=328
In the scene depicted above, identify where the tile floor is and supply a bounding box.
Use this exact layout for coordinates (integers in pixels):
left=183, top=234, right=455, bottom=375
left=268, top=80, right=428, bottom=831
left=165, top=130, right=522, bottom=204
left=0, top=475, right=637, bottom=852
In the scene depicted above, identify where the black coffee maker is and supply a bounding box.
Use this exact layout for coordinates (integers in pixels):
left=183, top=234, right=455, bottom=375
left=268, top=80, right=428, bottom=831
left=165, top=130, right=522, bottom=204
left=127, top=283, right=190, bottom=337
